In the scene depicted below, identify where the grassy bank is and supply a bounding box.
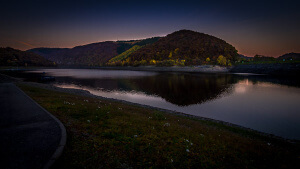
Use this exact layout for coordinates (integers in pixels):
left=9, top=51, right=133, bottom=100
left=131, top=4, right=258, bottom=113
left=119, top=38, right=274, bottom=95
left=18, top=84, right=299, bottom=169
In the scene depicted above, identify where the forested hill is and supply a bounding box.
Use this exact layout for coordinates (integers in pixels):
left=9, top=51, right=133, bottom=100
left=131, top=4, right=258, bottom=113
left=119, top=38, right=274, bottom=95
left=28, top=42, right=122, bottom=66
left=28, top=37, right=160, bottom=66
left=0, top=47, right=54, bottom=66
left=278, top=53, right=300, bottom=60
left=129, top=30, right=238, bottom=65
left=28, top=30, right=239, bottom=66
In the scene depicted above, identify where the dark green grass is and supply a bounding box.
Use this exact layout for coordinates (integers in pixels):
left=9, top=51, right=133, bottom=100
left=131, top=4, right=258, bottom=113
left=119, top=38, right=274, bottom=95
left=18, top=84, right=300, bottom=169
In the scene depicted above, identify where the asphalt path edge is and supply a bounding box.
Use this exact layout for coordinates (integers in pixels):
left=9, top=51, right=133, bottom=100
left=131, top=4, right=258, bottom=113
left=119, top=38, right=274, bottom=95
left=14, top=84, right=67, bottom=169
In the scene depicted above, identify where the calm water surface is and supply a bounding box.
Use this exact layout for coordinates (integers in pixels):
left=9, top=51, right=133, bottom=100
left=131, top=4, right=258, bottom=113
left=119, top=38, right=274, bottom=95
left=27, top=69, right=300, bottom=140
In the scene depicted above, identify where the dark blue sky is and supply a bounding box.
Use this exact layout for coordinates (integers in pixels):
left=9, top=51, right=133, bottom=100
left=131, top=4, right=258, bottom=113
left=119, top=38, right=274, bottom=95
left=0, top=0, right=299, bottom=56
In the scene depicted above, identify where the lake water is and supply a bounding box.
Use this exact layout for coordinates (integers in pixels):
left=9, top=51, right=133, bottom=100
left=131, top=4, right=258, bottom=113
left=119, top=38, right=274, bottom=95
left=26, top=69, right=300, bottom=140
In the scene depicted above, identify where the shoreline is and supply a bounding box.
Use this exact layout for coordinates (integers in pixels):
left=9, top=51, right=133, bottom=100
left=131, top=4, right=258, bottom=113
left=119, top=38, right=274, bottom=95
left=230, top=63, right=300, bottom=76
left=98, top=63, right=300, bottom=76
left=17, top=80, right=299, bottom=143
left=96, top=65, right=230, bottom=74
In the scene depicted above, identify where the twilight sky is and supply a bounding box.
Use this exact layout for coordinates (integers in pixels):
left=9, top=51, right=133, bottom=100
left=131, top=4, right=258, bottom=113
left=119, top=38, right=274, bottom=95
left=0, top=0, right=299, bottom=57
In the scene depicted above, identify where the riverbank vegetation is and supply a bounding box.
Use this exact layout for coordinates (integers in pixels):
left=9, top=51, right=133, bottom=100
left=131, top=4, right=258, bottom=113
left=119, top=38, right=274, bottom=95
left=18, top=83, right=299, bottom=169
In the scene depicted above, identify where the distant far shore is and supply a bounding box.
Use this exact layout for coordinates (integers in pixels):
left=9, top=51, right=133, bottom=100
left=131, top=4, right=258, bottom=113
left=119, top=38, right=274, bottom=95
left=97, top=65, right=230, bottom=73
left=230, top=63, right=300, bottom=76
left=67, top=63, right=300, bottom=76
left=2, top=62, right=300, bottom=76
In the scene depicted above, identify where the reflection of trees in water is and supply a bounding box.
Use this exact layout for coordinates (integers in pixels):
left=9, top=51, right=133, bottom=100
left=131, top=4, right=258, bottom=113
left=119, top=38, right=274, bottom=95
left=53, top=73, right=236, bottom=106
left=7, top=70, right=300, bottom=106
left=49, top=72, right=300, bottom=106
left=129, top=73, right=236, bottom=106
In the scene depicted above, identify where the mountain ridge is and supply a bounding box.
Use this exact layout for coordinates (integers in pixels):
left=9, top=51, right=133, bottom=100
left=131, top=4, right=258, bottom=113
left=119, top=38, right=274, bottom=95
left=0, top=47, right=54, bottom=66
left=28, top=37, right=160, bottom=66
left=28, top=30, right=241, bottom=66
left=278, top=53, right=300, bottom=60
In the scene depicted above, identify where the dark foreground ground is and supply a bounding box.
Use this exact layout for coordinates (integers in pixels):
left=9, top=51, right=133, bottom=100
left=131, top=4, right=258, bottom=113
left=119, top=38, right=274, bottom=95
left=18, top=83, right=300, bottom=169
left=0, top=83, right=65, bottom=169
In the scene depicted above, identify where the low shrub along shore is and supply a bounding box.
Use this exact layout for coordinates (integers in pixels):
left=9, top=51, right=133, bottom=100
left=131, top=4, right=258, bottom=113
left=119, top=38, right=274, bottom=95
left=18, top=84, right=299, bottom=169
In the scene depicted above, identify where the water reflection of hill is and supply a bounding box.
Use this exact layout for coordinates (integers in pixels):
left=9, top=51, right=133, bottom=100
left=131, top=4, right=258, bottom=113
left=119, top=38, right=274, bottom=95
left=54, top=73, right=236, bottom=106
left=129, top=73, right=236, bottom=106
left=4, top=69, right=300, bottom=106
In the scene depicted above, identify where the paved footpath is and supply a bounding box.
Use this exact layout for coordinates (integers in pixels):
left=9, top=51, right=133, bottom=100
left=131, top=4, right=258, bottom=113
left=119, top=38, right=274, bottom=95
left=0, top=83, right=66, bottom=169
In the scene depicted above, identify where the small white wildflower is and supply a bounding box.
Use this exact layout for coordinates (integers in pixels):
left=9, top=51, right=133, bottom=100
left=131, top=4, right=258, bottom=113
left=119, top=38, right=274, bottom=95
left=134, top=135, right=138, bottom=138
left=98, top=106, right=101, bottom=108
left=107, top=111, right=109, bottom=114
left=163, top=123, right=170, bottom=127
left=152, top=127, right=155, bottom=129
left=186, top=149, right=190, bottom=153
left=171, top=159, right=173, bottom=163
left=267, top=143, right=271, bottom=146
left=87, top=120, right=90, bottom=123
left=200, top=134, right=204, bottom=137
left=190, top=143, right=193, bottom=146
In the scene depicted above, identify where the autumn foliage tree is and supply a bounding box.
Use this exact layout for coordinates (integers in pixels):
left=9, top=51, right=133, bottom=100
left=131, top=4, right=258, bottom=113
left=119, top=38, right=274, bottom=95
left=217, top=55, right=227, bottom=66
